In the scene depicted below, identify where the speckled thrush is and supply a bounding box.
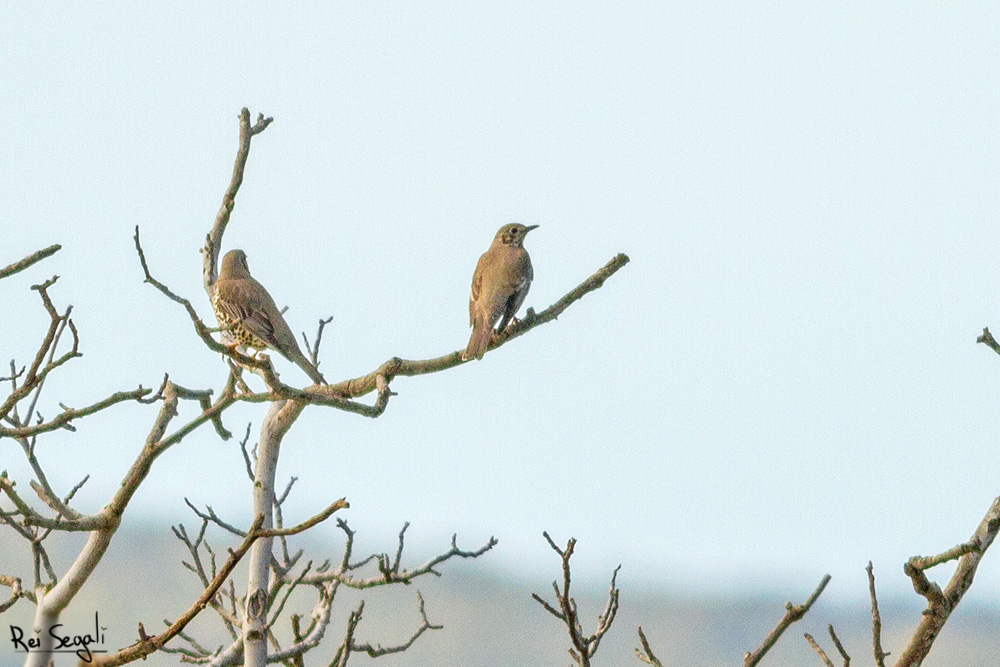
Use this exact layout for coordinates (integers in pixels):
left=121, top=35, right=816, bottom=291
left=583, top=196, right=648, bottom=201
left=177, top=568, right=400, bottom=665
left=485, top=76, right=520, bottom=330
left=463, top=223, right=538, bottom=361
left=212, top=249, right=326, bottom=385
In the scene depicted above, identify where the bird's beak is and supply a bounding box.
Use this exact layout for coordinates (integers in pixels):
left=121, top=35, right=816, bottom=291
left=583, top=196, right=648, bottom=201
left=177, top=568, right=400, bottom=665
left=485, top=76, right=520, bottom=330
left=525, top=225, right=540, bottom=233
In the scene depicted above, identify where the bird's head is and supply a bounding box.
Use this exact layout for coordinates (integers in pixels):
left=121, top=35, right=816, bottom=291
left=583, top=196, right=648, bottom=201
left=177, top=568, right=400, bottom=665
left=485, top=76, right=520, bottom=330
left=220, top=249, right=252, bottom=279
left=495, top=223, right=539, bottom=248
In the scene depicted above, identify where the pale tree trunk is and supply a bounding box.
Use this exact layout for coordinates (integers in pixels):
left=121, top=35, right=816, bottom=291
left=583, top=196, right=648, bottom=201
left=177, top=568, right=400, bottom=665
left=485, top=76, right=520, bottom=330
left=24, top=530, right=114, bottom=667
left=243, top=398, right=306, bottom=667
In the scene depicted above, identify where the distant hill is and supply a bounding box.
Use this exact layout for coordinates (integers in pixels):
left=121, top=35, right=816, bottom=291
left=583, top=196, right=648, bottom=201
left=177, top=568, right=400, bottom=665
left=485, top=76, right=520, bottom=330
left=2, top=526, right=998, bottom=666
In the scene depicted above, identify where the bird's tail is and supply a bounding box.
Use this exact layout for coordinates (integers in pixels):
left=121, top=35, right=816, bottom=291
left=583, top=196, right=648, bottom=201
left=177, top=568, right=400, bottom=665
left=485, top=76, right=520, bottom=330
left=294, top=353, right=327, bottom=385
left=463, top=323, right=492, bottom=361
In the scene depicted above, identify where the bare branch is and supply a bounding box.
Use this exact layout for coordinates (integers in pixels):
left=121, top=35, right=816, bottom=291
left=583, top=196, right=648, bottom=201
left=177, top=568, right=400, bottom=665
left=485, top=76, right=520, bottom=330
left=743, top=574, right=831, bottom=667
left=134, top=226, right=274, bottom=380
left=203, top=108, right=274, bottom=294
left=161, top=623, right=216, bottom=660
left=977, top=327, right=1000, bottom=356
left=0, top=506, right=35, bottom=541
left=0, top=387, right=151, bottom=439
left=867, top=562, right=888, bottom=667
left=98, top=515, right=267, bottom=666
left=234, top=374, right=394, bottom=418
left=829, top=625, right=850, bottom=667
left=14, top=377, right=240, bottom=661
left=345, top=591, right=443, bottom=662
left=893, top=495, right=1000, bottom=667
left=325, top=253, right=631, bottom=403
left=0, top=278, right=83, bottom=424
left=0, top=575, right=24, bottom=614
left=0, top=472, right=108, bottom=531
left=211, top=581, right=339, bottom=667
left=634, top=626, right=663, bottom=666
left=186, top=498, right=246, bottom=538
left=275, top=477, right=297, bottom=508
left=173, top=522, right=212, bottom=586
left=0, top=244, right=61, bottom=280
left=303, top=317, right=333, bottom=368
left=305, top=524, right=495, bottom=589
left=328, top=597, right=361, bottom=667
left=532, top=590, right=565, bottom=621
left=101, top=498, right=346, bottom=666
left=257, top=498, right=349, bottom=539
left=332, top=519, right=377, bottom=574
left=23, top=440, right=85, bottom=521
left=1, top=360, right=25, bottom=385
left=172, top=381, right=233, bottom=441
left=267, top=562, right=311, bottom=629
left=238, top=423, right=255, bottom=482
left=806, top=626, right=850, bottom=667
left=22, top=299, right=73, bottom=429
left=532, top=532, right=620, bottom=667
left=805, top=633, right=835, bottom=667
left=907, top=541, right=979, bottom=570
left=216, top=253, right=628, bottom=420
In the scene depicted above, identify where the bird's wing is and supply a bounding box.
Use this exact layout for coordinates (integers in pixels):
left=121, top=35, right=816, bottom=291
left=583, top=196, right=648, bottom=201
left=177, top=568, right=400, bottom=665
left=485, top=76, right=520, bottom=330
left=495, top=250, right=533, bottom=332
left=469, top=252, right=488, bottom=326
left=216, top=280, right=281, bottom=347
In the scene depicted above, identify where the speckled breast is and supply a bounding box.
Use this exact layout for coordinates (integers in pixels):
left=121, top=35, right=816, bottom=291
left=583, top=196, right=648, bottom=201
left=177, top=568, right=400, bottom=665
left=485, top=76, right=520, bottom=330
left=212, top=292, right=270, bottom=351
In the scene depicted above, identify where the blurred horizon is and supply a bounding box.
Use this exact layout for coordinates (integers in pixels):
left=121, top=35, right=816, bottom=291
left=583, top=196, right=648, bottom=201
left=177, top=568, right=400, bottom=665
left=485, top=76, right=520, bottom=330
left=2, top=522, right=998, bottom=666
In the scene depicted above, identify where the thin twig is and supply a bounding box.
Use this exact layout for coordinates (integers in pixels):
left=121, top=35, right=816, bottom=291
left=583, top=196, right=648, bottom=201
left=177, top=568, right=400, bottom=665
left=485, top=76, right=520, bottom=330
left=0, top=244, right=61, bottom=280
left=303, top=527, right=496, bottom=589
left=532, top=532, right=620, bottom=667
left=134, top=226, right=272, bottom=379
left=743, top=574, right=831, bottom=667
left=0, top=575, right=23, bottom=613
left=0, top=388, right=151, bottom=439
left=302, top=317, right=333, bottom=368
left=805, top=633, right=835, bottom=667
left=867, top=562, right=888, bottom=667
left=976, top=327, right=1000, bottom=356
left=634, top=626, right=663, bottom=666
left=202, top=108, right=273, bottom=294
left=828, top=625, right=850, bottom=667
left=351, top=592, right=443, bottom=659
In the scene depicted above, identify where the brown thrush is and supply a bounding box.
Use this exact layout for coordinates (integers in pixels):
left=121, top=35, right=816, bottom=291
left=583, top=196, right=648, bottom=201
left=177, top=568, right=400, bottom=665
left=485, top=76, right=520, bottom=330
left=212, top=249, right=326, bottom=385
left=463, top=223, right=538, bottom=361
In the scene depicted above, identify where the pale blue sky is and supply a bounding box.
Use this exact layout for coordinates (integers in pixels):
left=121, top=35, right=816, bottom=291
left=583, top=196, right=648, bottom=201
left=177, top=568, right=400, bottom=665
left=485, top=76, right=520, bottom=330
left=3, top=3, right=1000, bottom=606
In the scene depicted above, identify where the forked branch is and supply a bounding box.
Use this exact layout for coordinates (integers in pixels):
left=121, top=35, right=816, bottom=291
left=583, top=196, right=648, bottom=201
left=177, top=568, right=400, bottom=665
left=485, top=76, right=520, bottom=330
left=743, top=574, right=831, bottom=667
left=634, top=626, right=663, bottom=666
left=892, top=495, right=1000, bottom=667
left=532, top=532, right=621, bottom=667
left=98, top=499, right=347, bottom=666
left=331, top=592, right=442, bottom=666
left=805, top=625, right=850, bottom=667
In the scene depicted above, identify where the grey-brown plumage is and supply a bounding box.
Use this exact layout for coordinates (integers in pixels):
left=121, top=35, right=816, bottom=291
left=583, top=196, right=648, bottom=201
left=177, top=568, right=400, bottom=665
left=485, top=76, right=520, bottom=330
left=212, top=249, right=326, bottom=385
left=463, top=223, right=538, bottom=361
